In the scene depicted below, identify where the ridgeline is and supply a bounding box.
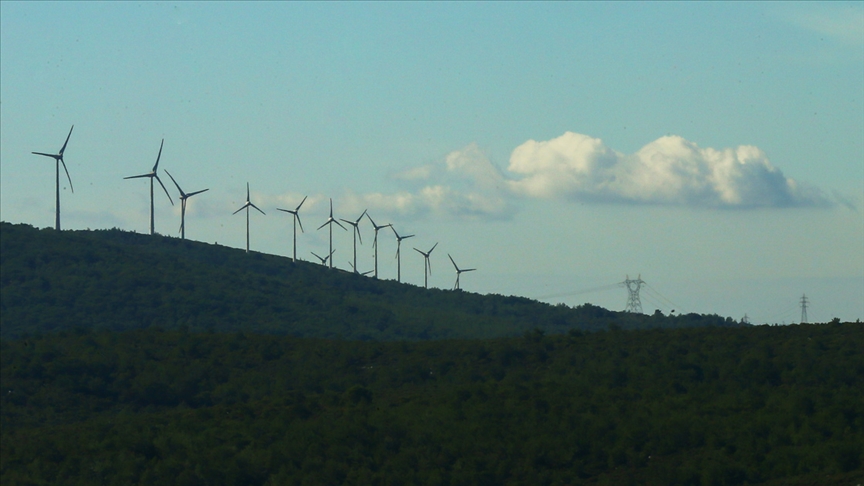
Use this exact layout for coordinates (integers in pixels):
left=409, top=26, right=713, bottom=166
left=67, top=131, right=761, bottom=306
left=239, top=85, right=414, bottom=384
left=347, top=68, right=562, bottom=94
left=4, top=222, right=860, bottom=486
left=0, top=222, right=740, bottom=340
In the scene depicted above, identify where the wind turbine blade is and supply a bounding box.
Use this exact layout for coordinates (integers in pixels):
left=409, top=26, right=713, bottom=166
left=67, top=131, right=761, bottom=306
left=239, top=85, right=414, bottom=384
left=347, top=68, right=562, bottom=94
left=448, top=254, right=458, bottom=271
left=317, top=221, right=328, bottom=231
left=164, top=170, right=184, bottom=195
left=59, top=125, right=74, bottom=155
left=464, top=268, right=476, bottom=273
left=155, top=175, right=174, bottom=205
left=186, top=188, right=209, bottom=197
left=366, top=213, right=376, bottom=227
left=296, top=214, right=304, bottom=233
left=250, top=203, right=266, bottom=215
left=429, top=242, right=438, bottom=254
left=124, top=173, right=151, bottom=180
left=246, top=182, right=250, bottom=201
left=233, top=204, right=247, bottom=215
left=339, top=218, right=354, bottom=226
left=60, top=159, right=74, bottom=193
left=413, top=248, right=424, bottom=256
left=404, top=234, right=415, bottom=240
left=334, top=220, right=347, bottom=231
left=295, top=195, right=307, bottom=211
left=328, top=198, right=333, bottom=217
left=152, top=139, right=164, bottom=172
left=355, top=209, right=367, bottom=224
left=277, top=208, right=291, bottom=213
left=356, top=226, right=363, bottom=244
left=32, top=152, right=56, bottom=158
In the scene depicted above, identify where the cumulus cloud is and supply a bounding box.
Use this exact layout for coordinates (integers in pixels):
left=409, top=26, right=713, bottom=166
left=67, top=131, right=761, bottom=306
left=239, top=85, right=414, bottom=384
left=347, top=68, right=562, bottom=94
left=310, top=132, right=835, bottom=220
left=341, top=143, right=512, bottom=220
left=507, top=132, right=832, bottom=208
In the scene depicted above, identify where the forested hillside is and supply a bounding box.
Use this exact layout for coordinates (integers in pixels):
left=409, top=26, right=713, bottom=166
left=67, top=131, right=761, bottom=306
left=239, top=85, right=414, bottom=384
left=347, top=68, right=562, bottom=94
left=2, top=323, right=862, bottom=485
left=1, top=223, right=861, bottom=485
left=0, top=222, right=741, bottom=340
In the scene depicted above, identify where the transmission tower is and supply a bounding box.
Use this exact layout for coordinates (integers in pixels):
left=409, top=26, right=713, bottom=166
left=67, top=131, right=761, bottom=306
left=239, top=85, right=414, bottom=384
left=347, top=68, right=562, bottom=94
left=622, top=274, right=645, bottom=314
left=800, top=294, right=808, bottom=324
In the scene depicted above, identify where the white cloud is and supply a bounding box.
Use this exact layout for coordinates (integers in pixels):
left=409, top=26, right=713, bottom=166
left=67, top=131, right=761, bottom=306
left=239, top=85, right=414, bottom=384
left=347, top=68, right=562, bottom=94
left=349, top=143, right=512, bottom=220
left=782, top=4, right=864, bottom=47
left=273, top=132, right=835, bottom=221
left=507, top=132, right=832, bottom=208
left=392, top=164, right=433, bottom=182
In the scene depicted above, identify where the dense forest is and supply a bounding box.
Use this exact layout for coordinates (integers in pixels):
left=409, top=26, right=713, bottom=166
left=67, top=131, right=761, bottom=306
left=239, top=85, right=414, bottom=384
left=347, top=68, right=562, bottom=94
left=2, top=323, right=862, bottom=485
left=0, top=222, right=742, bottom=340
left=2, top=223, right=860, bottom=485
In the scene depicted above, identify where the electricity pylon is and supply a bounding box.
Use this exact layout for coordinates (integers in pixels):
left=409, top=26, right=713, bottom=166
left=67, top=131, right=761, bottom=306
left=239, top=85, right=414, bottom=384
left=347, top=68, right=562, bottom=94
left=800, top=294, right=808, bottom=324
left=622, top=274, right=645, bottom=314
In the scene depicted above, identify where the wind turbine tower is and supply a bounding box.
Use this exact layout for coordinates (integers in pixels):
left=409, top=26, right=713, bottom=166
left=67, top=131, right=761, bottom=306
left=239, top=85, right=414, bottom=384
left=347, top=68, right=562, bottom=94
left=277, top=196, right=307, bottom=262
left=800, top=294, right=809, bottom=324
left=391, top=226, right=415, bottom=283
left=32, top=125, right=75, bottom=231
left=165, top=171, right=208, bottom=240
left=124, top=139, right=174, bottom=235
left=366, top=213, right=391, bottom=279
left=341, top=209, right=367, bottom=274
left=232, top=183, right=266, bottom=253
left=448, top=254, right=476, bottom=291
left=317, top=198, right=346, bottom=269
left=414, top=242, right=438, bottom=289
left=622, top=274, right=645, bottom=314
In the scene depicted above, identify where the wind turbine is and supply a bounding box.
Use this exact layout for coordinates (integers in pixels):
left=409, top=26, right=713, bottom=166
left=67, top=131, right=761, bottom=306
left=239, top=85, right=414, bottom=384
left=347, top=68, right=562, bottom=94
left=32, top=125, right=75, bottom=231
left=413, top=242, right=438, bottom=289
left=124, top=139, right=174, bottom=235
left=316, top=198, right=346, bottom=269
left=348, top=261, right=373, bottom=276
left=311, top=249, right=334, bottom=266
left=340, top=209, right=367, bottom=274
left=391, top=226, right=414, bottom=283
left=365, top=213, right=391, bottom=279
left=164, top=170, right=208, bottom=240
left=232, top=182, right=265, bottom=253
left=277, top=196, right=307, bottom=262
left=448, top=254, right=476, bottom=291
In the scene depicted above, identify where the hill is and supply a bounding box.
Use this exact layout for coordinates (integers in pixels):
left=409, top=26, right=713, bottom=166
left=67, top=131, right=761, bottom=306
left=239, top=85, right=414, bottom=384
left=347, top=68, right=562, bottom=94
left=2, top=323, right=862, bottom=485
left=0, top=222, right=741, bottom=340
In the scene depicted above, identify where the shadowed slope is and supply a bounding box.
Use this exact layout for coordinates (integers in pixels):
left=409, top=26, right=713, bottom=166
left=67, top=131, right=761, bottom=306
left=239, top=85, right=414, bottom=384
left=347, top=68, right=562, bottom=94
left=0, top=222, right=743, bottom=340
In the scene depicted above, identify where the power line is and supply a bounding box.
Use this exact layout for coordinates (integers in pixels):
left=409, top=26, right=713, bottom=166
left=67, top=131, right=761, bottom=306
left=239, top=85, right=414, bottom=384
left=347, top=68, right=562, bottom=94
left=640, top=291, right=669, bottom=313
left=534, top=283, right=620, bottom=301
left=767, top=302, right=799, bottom=324
left=643, top=282, right=680, bottom=311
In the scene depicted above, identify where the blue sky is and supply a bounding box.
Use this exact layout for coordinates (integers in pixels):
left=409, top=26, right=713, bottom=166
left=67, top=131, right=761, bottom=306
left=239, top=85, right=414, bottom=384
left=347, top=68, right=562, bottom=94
left=2, top=2, right=862, bottom=323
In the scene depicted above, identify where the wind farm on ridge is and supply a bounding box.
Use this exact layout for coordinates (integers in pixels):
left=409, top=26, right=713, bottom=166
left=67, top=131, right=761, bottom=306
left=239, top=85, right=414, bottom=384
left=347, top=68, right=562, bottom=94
left=27, top=129, right=480, bottom=292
